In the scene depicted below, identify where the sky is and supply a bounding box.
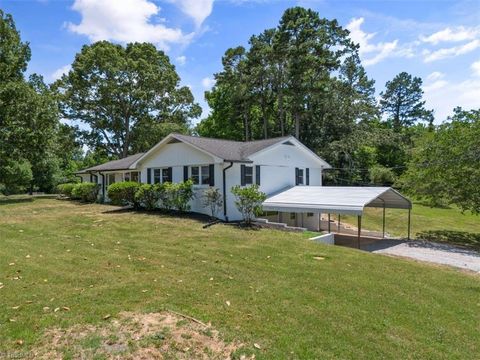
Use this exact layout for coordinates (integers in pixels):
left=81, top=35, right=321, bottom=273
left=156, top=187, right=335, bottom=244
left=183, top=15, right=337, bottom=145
left=1, top=0, right=479, bottom=124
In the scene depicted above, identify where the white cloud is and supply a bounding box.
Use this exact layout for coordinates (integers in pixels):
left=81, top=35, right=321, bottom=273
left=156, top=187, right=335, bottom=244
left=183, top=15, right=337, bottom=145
left=201, top=77, right=215, bottom=88
left=423, top=39, right=480, bottom=62
left=426, top=71, right=445, bottom=81
left=424, top=77, right=480, bottom=121
left=471, top=59, right=480, bottom=77
left=176, top=55, right=187, bottom=65
left=420, top=26, right=480, bottom=44
left=346, top=17, right=401, bottom=66
left=67, top=0, right=194, bottom=50
left=51, top=64, right=71, bottom=81
left=170, top=0, right=214, bottom=28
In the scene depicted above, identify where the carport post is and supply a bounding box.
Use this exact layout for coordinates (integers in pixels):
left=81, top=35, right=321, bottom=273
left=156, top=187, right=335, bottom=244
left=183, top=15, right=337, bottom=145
left=407, top=208, right=411, bottom=240
left=338, top=215, right=341, bottom=232
left=357, top=215, right=362, bottom=249
left=382, top=205, right=386, bottom=238
left=328, top=213, right=331, bottom=233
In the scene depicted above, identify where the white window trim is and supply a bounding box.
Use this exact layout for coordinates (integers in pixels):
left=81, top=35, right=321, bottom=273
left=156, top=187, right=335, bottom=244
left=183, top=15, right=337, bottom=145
left=152, top=167, right=171, bottom=184
left=190, top=164, right=212, bottom=187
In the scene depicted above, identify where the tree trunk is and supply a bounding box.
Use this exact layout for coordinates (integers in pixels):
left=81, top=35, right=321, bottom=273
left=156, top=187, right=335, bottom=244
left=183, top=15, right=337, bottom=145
left=294, top=111, right=300, bottom=139
left=278, top=88, right=285, bottom=136
left=262, top=96, right=267, bottom=139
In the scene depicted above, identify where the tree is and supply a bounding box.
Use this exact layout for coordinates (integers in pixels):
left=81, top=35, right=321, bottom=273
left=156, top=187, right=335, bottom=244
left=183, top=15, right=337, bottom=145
left=55, top=41, right=201, bottom=158
left=0, top=11, right=63, bottom=193
left=202, top=188, right=223, bottom=218
left=380, top=72, right=433, bottom=131
left=231, top=185, right=267, bottom=225
left=399, top=108, right=480, bottom=213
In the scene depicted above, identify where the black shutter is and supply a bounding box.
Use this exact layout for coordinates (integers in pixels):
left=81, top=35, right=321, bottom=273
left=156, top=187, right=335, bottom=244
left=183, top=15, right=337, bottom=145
left=306, top=168, right=310, bottom=185
left=183, top=166, right=189, bottom=182
left=295, top=168, right=299, bottom=185
left=89, top=174, right=93, bottom=182
left=240, top=165, right=246, bottom=186
left=167, top=167, right=173, bottom=182
left=147, top=168, right=152, bottom=184
left=209, top=164, right=215, bottom=186
left=255, top=165, right=261, bottom=185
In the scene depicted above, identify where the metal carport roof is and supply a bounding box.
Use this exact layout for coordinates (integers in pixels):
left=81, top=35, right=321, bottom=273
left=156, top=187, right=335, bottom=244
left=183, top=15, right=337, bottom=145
left=262, top=186, right=412, bottom=216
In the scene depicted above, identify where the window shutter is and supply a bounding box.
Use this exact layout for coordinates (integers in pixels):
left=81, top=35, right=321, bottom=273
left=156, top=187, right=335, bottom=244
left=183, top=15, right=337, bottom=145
left=306, top=168, right=310, bottom=185
left=295, top=168, right=299, bottom=185
left=183, top=166, right=189, bottom=182
left=240, top=165, right=246, bottom=186
left=209, top=164, right=215, bottom=186
left=147, top=168, right=151, bottom=184
left=255, top=165, right=261, bottom=185
left=167, top=167, right=173, bottom=182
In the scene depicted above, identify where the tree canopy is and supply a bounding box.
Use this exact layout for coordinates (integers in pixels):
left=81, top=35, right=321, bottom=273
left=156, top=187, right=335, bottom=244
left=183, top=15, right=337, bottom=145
left=55, top=41, right=201, bottom=159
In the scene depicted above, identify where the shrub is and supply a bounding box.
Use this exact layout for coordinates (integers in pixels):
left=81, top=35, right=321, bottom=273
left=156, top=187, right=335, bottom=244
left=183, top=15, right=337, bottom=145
left=202, top=188, right=223, bottom=218
left=107, top=181, right=141, bottom=208
left=72, top=182, right=99, bottom=202
left=369, top=165, right=397, bottom=186
left=57, top=183, right=76, bottom=197
left=0, top=159, right=33, bottom=195
left=160, top=180, right=194, bottom=212
left=135, top=184, right=161, bottom=210
left=231, top=184, right=267, bottom=225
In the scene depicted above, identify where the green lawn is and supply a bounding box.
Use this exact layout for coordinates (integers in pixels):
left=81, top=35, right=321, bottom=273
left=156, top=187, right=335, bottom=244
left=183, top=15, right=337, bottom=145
left=0, top=198, right=479, bottom=359
left=339, top=201, right=480, bottom=242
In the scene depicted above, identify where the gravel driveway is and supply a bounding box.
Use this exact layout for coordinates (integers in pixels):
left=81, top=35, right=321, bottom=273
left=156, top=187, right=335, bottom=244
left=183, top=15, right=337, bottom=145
left=364, top=240, right=480, bottom=273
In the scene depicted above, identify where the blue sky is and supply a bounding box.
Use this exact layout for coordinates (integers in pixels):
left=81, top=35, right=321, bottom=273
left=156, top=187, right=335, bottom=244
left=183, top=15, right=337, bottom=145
left=2, top=0, right=479, bottom=124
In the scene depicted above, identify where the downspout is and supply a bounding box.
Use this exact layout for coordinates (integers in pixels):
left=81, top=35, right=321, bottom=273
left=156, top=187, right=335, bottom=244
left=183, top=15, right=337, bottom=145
left=222, top=161, right=234, bottom=222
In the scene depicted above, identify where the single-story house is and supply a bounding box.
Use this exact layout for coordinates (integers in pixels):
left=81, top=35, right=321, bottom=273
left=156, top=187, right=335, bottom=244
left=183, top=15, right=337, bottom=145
left=77, top=133, right=411, bottom=239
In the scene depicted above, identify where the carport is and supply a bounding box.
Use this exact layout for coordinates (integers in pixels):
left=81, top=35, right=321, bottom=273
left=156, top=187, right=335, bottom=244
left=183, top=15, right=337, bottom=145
left=262, top=186, right=412, bottom=248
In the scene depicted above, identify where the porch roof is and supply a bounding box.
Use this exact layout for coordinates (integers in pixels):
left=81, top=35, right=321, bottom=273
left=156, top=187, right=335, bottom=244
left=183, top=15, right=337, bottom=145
left=262, top=186, right=412, bottom=215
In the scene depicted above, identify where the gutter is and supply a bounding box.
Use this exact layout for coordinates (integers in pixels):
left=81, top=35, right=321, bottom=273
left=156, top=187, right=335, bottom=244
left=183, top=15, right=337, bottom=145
left=222, top=161, right=234, bottom=221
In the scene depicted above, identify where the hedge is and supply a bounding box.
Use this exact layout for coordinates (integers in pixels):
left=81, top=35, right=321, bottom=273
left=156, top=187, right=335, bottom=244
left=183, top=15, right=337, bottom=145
left=72, top=182, right=99, bottom=202
left=57, top=183, right=76, bottom=197
left=107, top=181, right=141, bottom=208
left=135, top=184, right=161, bottom=210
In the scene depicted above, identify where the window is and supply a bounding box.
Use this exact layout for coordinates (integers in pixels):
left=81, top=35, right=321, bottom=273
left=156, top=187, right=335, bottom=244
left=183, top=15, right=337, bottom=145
left=162, top=168, right=170, bottom=183
left=190, top=165, right=210, bottom=185
left=191, top=166, right=199, bottom=184
left=290, top=213, right=296, bottom=220
left=153, top=169, right=161, bottom=184
left=124, top=171, right=139, bottom=182
left=306, top=212, right=314, bottom=217
left=107, top=174, right=116, bottom=185
left=297, top=169, right=304, bottom=185
left=153, top=168, right=171, bottom=184
left=244, top=166, right=253, bottom=185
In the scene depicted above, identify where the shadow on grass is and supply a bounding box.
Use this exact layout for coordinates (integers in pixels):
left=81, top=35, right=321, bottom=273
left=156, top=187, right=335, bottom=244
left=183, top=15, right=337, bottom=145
left=0, top=197, right=34, bottom=205
left=416, top=230, right=480, bottom=252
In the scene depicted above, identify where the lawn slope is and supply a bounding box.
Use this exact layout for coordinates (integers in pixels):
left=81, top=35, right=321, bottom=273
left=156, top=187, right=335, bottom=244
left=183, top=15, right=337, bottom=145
left=0, top=199, right=479, bottom=359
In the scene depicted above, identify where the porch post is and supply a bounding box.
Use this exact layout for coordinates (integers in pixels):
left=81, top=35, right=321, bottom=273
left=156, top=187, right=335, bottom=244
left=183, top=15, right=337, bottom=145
left=357, top=215, right=362, bottom=249
left=318, top=213, right=321, bottom=232
left=407, top=208, right=411, bottom=240
left=328, top=213, right=331, bottom=233
left=338, top=214, right=341, bottom=232
left=382, top=205, right=386, bottom=238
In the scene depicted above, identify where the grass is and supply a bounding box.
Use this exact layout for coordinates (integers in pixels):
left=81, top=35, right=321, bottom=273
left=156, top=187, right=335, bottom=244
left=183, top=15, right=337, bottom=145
left=339, top=201, right=480, bottom=239
left=0, top=198, right=479, bottom=359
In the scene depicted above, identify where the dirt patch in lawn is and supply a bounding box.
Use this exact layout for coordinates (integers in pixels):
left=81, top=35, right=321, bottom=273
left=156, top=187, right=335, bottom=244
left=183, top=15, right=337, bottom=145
left=32, top=311, right=250, bottom=359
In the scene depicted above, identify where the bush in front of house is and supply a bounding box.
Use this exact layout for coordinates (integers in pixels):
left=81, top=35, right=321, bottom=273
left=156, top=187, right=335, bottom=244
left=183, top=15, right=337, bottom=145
left=159, top=180, right=194, bottom=212
left=231, top=184, right=267, bottom=225
left=107, top=181, right=141, bottom=208
left=202, top=187, right=223, bottom=219
left=135, top=184, right=161, bottom=210
left=72, top=182, right=99, bottom=202
left=57, top=183, right=77, bottom=197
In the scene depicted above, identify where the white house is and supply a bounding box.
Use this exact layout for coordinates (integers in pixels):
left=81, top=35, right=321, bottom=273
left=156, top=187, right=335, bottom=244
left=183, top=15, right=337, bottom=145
left=77, top=133, right=330, bottom=223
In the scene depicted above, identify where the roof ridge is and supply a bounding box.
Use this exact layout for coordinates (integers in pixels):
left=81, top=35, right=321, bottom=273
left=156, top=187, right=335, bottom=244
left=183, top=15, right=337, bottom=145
left=173, top=133, right=291, bottom=144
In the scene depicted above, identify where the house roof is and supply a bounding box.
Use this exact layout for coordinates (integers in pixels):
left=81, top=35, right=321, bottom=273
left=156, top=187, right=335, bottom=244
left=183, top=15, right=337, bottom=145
left=171, top=133, right=291, bottom=162
left=78, top=153, right=144, bottom=173
left=262, top=186, right=412, bottom=215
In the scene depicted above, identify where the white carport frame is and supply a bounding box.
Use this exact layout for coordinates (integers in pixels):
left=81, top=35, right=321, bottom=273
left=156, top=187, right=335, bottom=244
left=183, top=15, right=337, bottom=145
left=262, top=186, right=413, bottom=248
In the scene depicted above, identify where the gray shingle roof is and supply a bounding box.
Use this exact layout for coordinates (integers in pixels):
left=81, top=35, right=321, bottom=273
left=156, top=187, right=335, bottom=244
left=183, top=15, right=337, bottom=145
left=78, top=134, right=295, bottom=173
left=79, top=153, right=144, bottom=173
left=172, top=134, right=290, bottom=162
